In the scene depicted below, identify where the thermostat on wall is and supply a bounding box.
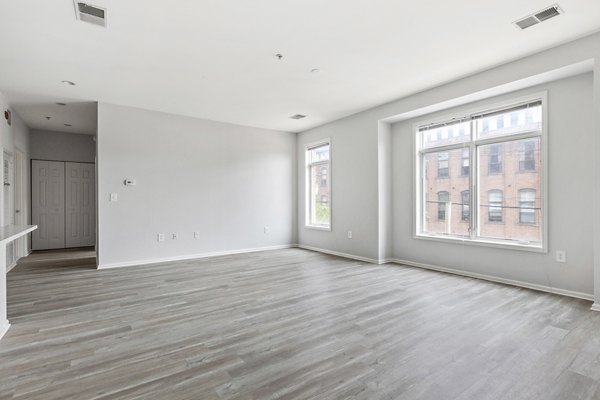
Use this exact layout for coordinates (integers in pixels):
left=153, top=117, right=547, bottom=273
left=124, top=179, right=136, bottom=186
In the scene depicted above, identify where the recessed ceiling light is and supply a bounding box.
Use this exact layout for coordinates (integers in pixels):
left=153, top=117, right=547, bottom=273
left=311, top=69, right=321, bottom=74
left=64, top=124, right=72, bottom=127
left=56, top=102, right=67, bottom=106
left=290, top=114, right=307, bottom=120
left=275, top=53, right=283, bottom=60
left=61, top=80, right=76, bottom=86
left=45, top=116, right=51, bottom=120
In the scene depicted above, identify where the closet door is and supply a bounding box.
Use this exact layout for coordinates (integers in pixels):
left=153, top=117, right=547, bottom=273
left=65, top=162, right=96, bottom=248
left=32, top=160, right=65, bottom=250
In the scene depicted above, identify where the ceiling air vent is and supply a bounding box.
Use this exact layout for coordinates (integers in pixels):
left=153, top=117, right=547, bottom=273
left=74, top=1, right=107, bottom=27
left=290, top=114, right=307, bottom=120
left=514, top=4, right=562, bottom=29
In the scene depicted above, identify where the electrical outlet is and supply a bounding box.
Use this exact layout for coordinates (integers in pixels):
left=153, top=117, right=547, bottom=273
left=556, top=250, right=566, bottom=263
left=172, top=233, right=178, bottom=240
left=347, top=230, right=353, bottom=239
left=157, top=233, right=165, bottom=242
left=194, top=231, right=200, bottom=239
left=264, top=226, right=270, bottom=234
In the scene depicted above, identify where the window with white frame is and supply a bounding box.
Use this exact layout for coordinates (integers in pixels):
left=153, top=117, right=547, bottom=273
left=306, top=141, right=331, bottom=229
left=416, top=97, right=545, bottom=248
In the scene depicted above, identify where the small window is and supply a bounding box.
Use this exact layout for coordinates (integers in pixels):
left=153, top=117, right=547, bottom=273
left=438, top=152, right=449, bottom=178
left=519, top=189, right=536, bottom=224
left=461, top=190, right=470, bottom=221
left=438, top=191, right=449, bottom=220
left=488, top=144, right=502, bottom=174
left=519, top=140, right=536, bottom=172
left=320, top=167, right=328, bottom=187
left=306, top=141, right=331, bottom=229
left=461, top=148, right=470, bottom=176
left=488, top=190, right=503, bottom=222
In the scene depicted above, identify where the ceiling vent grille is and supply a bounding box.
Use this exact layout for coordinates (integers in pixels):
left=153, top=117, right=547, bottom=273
left=514, top=4, right=562, bottom=29
left=290, top=114, right=307, bottom=120
left=74, top=1, right=107, bottom=27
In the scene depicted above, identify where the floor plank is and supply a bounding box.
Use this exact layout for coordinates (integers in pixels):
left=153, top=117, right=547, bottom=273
left=1, top=248, right=600, bottom=399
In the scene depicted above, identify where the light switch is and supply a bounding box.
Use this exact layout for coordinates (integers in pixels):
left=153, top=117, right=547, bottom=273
left=110, top=193, right=118, bottom=202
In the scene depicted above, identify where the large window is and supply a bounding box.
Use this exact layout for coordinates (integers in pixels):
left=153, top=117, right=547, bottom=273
left=416, top=96, right=545, bottom=249
left=306, top=141, right=331, bottom=229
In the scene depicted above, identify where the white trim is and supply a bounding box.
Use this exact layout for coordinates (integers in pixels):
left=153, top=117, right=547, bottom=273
left=0, top=320, right=10, bottom=341
left=97, top=244, right=296, bottom=269
left=6, top=261, right=17, bottom=272
left=391, top=258, right=594, bottom=301
left=298, top=245, right=381, bottom=264
left=590, top=303, right=600, bottom=312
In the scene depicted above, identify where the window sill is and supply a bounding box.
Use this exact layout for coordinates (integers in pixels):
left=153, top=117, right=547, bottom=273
left=414, top=233, right=545, bottom=253
left=305, top=225, right=332, bottom=232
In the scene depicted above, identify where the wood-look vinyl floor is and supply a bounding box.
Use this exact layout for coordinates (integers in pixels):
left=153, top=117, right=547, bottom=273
left=2, top=248, right=600, bottom=399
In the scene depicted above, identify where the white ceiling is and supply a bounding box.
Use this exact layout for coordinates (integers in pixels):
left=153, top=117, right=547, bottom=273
left=5, top=92, right=97, bottom=135
left=0, top=1, right=599, bottom=133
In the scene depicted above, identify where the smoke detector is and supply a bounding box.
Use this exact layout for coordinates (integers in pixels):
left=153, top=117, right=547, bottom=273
left=514, top=4, right=563, bottom=30
left=73, top=1, right=107, bottom=27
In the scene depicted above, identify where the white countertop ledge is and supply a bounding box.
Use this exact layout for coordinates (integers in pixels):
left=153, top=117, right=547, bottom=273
left=0, top=225, right=37, bottom=245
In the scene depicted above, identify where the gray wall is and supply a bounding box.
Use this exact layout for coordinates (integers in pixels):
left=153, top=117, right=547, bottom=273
left=0, top=91, right=31, bottom=332
left=97, top=103, right=297, bottom=267
left=393, top=73, right=594, bottom=295
left=30, top=130, right=95, bottom=163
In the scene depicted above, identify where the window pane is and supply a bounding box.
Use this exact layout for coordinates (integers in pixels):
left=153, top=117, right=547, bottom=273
left=475, top=103, right=542, bottom=139
left=421, top=120, right=470, bottom=149
left=307, top=142, right=331, bottom=228
left=478, top=138, right=542, bottom=244
left=308, top=144, right=330, bottom=163
left=309, top=164, right=330, bottom=226
left=422, top=149, right=470, bottom=237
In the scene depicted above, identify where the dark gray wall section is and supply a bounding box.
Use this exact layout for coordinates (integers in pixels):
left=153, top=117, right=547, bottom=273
left=30, top=130, right=95, bottom=163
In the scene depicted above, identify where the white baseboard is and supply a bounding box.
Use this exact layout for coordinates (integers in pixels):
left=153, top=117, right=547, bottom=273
left=391, top=258, right=594, bottom=302
left=0, top=320, right=10, bottom=341
left=591, top=303, right=600, bottom=312
left=298, top=245, right=382, bottom=264
left=97, top=244, right=296, bottom=269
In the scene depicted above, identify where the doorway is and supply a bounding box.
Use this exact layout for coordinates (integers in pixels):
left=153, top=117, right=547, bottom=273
left=31, top=160, right=96, bottom=250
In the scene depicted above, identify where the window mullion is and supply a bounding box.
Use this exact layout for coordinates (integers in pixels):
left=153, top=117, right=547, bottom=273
left=470, top=124, right=477, bottom=241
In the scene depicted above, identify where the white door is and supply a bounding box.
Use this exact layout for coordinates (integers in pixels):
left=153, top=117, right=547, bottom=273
left=32, top=160, right=65, bottom=250
left=65, top=162, right=96, bottom=248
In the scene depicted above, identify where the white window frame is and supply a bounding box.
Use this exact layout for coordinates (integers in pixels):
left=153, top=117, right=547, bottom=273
left=305, top=138, right=332, bottom=231
left=413, top=92, right=548, bottom=252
